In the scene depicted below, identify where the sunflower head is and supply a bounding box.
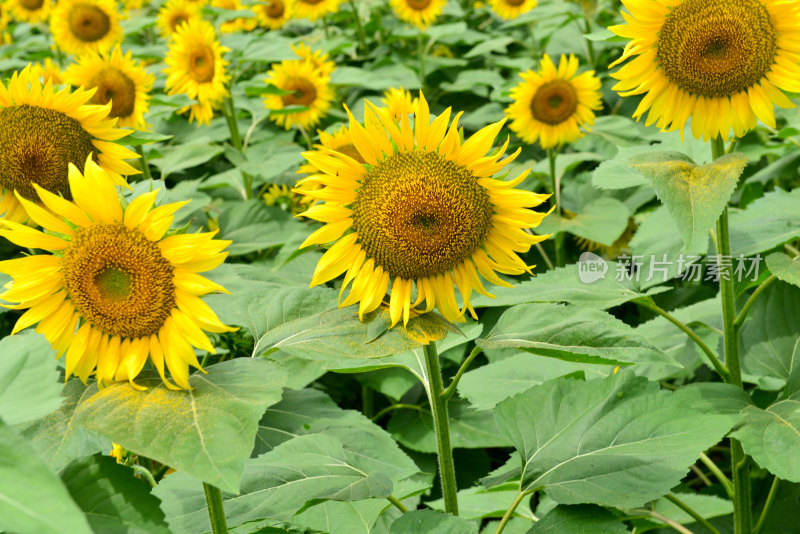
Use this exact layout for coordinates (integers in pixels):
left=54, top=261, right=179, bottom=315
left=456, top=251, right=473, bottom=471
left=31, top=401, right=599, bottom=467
left=290, top=42, right=336, bottom=78
left=212, top=0, right=257, bottom=32
left=30, top=58, right=64, bottom=86
left=380, top=87, right=418, bottom=122
left=296, top=92, right=551, bottom=327
left=263, top=58, right=335, bottom=130
left=390, top=0, right=447, bottom=29
left=157, top=0, right=202, bottom=37
left=489, top=0, right=537, bottom=20
left=609, top=0, right=800, bottom=141
left=7, top=0, right=51, bottom=24
left=293, top=0, right=341, bottom=21
left=255, top=0, right=293, bottom=29
left=0, top=157, right=235, bottom=390
left=506, top=54, right=602, bottom=149
left=50, top=0, right=123, bottom=56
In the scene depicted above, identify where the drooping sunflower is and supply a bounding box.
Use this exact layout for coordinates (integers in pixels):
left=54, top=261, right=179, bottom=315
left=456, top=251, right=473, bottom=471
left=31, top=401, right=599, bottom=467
left=290, top=42, right=335, bottom=78
left=31, top=58, right=64, bottom=85
left=0, top=158, right=234, bottom=390
left=390, top=0, right=446, bottom=29
left=0, top=66, right=138, bottom=222
left=65, top=45, right=155, bottom=130
left=212, top=0, right=257, bottom=32
left=381, top=87, right=418, bottom=121
left=609, top=0, right=800, bottom=141
left=489, top=0, right=537, bottom=20
left=293, top=0, right=341, bottom=21
left=297, top=123, right=363, bottom=178
left=164, top=18, right=231, bottom=125
left=6, top=0, right=50, bottom=24
left=506, top=54, right=602, bottom=149
left=50, top=0, right=123, bottom=56
left=156, top=0, right=202, bottom=37
left=263, top=58, right=335, bottom=130
left=296, top=93, right=551, bottom=326
left=254, top=0, right=293, bottom=30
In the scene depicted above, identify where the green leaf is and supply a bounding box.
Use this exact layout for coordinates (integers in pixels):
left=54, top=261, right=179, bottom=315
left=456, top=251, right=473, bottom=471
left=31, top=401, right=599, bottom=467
left=477, top=303, right=677, bottom=366
left=217, top=201, right=308, bottom=256
left=767, top=252, right=800, bottom=288
left=493, top=372, right=736, bottom=507
left=732, top=400, right=800, bottom=482
left=155, top=433, right=394, bottom=533
left=632, top=152, right=747, bottom=252
left=536, top=198, right=629, bottom=246
left=75, top=359, right=287, bottom=493
left=149, top=142, right=225, bottom=179
left=389, top=510, right=477, bottom=534
left=526, top=505, right=628, bottom=534
left=651, top=493, right=733, bottom=526
left=60, top=454, right=172, bottom=534
left=330, top=65, right=420, bottom=91
left=0, top=420, right=93, bottom=534
left=122, top=130, right=173, bottom=146
left=428, top=483, right=535, bottom=520
left=671, top=382, right=752, bottom=415
left=0, top=333, right=62, bottom=425
left=730, top=188, right=800, bottom=256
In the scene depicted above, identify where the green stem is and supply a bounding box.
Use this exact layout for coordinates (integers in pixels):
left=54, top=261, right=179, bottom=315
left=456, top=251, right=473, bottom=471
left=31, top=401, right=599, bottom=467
left=417, top=33, right=427, bottom=92
left=361, top=385, right=374, bottom=418
left=494, top=491, right=527, bottom=534
left=665, top=494, right=722, bottom=534
left=132, top=465, right=157, bottom=488
left=547, top=148, right=565, bottom=267
left=387, top=495, right=409, bottom=513
left=222, top=93, right=252, bottom=200
left=442, top=346, right=482, bottom=400
left=322, top=16, right=330, bottom=39
left=203, top=483, right=229, bottom=534
left=583, top=15, right=596, bottom=69
left=298, top=125, right=314, bottom=151
left=348, top=0, right=367, bottom=53
left=135, top=145, right=152, bottom=182
left=698, top=452, right=733, bottom=499
left=733, top=274, right=776, bottom=327
left=371, top=403, right=426, bottom=422
left=753, top=476, right=780, bottom=534
left=423, top=342, right=458, bottom=515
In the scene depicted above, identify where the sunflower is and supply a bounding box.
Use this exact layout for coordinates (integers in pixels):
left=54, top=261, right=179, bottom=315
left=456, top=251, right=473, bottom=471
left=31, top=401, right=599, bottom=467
left=489, top=0, right=537, bottom=20
left=121, top=0, right=144, bottom=10
left=609, top=0, right=800, bottom=141
left=0, top=2, right=11, bottom=31
left=293, top=0, right=341, bottom=21
left=0, top=158, right=234, bottom=390
left=254, top=0, right=293, bottom=30
left=381, top=87, right=418, bottom=121
left=6, top=0, right=50, bottom=24
left=212, top=0, right=257, bottom=33
left=0, top=66, right=138, bottom=223
left=291, top=42, right=335, bottom=78
left=31, top=58, right=64, bottom=85
left=506, top=54, right=602, bottom=149
left=295, top=93, right=551, bottom=326
left=263, top=58, right=335, bottom=130
left=65, top=45, right=155, bottom=130
left=390, top=0, right=446, bottom=29
left=164, top=18, right=230, bottom=125
left=50, top=0, right=123, bottom=56
left=156, top=0, right=202, bottom=37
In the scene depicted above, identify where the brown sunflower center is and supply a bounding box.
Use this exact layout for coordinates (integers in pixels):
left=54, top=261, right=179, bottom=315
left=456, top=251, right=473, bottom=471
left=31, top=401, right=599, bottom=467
left=299, top=0, right=324, bottom=4
left=351, top=151, right=493, bottom=280
left=0, top=105, right=96, bottom=200
left=68, top=3, right=112, bottom=43
left=90, top=67, right=137, bottom=119
left=265, top=0, right=284, bottom=17
left=19, top=0, right=44, bottom=10
left=504, top=0, right=526, bottom=6
left=405, top=0, right=432, bottom=10
left=530, top=79, right=578, bottom=125
left=62, top=223, right=176, bottom=339
left=335, top=143, right=365, bottom=164
left=657, top=0, right=777, bottom=97
left=169, top=12, right=190, bottom=31
left=281, top=77, right=317, bottom=107
left=188, top=44, right=216, bottom=83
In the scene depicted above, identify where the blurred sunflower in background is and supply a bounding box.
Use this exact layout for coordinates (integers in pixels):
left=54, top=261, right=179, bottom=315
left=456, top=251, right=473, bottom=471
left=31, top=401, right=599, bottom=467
left=506, top=54, right=602, bottom=149
left=293, top=0, right=340, bottom=21
left=65, top=45, right=155, bottom=130
left=296, top=93, right=551, bottom=327
left=489, top=0, right=537, bottom=20
left=164, top=18, right=231, bottom=125
left=50, top=0, right=123, bottom=56
left=0, top=158, right=234, bottom=390
left=297, top=123, right=363, bottom=179
left=390, top=0, right=446, bottom=29
left=0, top=66, right=138, bottom=222
left=609, top=0, right=800, bottom=141
left=263, top=57, right=335, bottom=130
left=6, top=0, right=50, bottom=23
left=30, top=58, right=64, bottom=85
left=120, top=0, right=144, bottom=10
left=156, top=0, right=202, bottom=37
left=290, top=42, right=335, bottom=77
left=212, top=0, right=257, bottom=33
left=381, top=87, right=418, bottom=121
left=254, top=0, right=293, bottom=29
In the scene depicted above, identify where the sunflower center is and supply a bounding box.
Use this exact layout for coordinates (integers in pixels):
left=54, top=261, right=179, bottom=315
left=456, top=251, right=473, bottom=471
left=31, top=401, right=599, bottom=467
left=68, top=3, right=112, bottom=42
left=336, top=143, right=366, bottom=164
left=405, top=0, right=433, bottom=10
left=281, top=78, right=317, bottom=107
left=265, top=0, right=284, bottom=17
left=504, top=0, right=526, bottom=6
left=299, top=0, right=324, bottom=4
left=530, top=80, right=578, bottom=125
left=0, top=105, right=95, bottom=200
left=90, top=67, right=136, bottom=119
left=62, top=224, right=176, bottom=339
left=170, top=13, right=189, bottom=31
left=188, top=44, right=216, bottom=83
left=20, top=0, right=44, bottom=10
left=351, top=151, right=493, bottom=280
left=657, top=0, right=777, bottom=97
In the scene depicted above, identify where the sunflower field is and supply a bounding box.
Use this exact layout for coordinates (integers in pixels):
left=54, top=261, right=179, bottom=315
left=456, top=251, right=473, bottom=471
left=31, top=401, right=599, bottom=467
left=2, top=0, right=800, bottom=533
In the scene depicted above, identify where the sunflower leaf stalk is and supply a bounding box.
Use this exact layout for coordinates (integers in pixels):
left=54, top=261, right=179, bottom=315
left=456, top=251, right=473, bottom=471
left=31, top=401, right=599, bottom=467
left=347, top=0, right=367, bottom=53
left=203, top=482, right=229, bottom=534
left=221, top=92, right=253, bottom=200
left=547, top=148, right=565, bottom=267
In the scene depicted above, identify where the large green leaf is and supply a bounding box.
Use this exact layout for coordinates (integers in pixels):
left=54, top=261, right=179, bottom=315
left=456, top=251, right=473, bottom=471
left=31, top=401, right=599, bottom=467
left=217, top=201, right=308, bottom=256
left=767, top=252, right=800, bottom=288
left=476, top=303, right=677, bottom=366
left=0, top=333, right=62, bottom=425
left=526, top=505, right=628, bottom=534
left=60, top=454, right=172, bottom=534
left=389, top=510, right=477, bottom=534
left=536, top=198, right=629, bottom=246
left=493, top=372, right=736, bottom=507
left=0, top=420, right=92, bottom=534
left=729, top=188, right=800, bottom=256
left=155, top=433, right=394, bottom=534
left=149, top=142, right=224, bottom=179
left=732, top=400, right=800, bottom=483
left=428, top=483, right=535, bottom=520
left=75, top=359, right=287, bottom=493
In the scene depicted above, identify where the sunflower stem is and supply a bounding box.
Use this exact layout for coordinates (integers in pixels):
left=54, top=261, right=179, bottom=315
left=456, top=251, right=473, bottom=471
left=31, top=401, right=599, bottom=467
left=753, top=476, right=780, bottom=534
left=417, top=32, right=427, bottom=92
left=135, top=145, right=152, bottom=183
left=322, top=16, right=330, bottom=39
left=582, top=12, right=596, bottom=69
left=348, top=0, right=367, bottom=53
left=547, top=148, right=565, bottom=267
left=442, top=345, right=482, bottom=401
left=203, top=483, right=229, bottom=534
left=423, top=341, right=458, bottom=515
left=494, top=490, right=528, bottom=534
left=222, top=92, right=253, bottom=200
left=665, top=494, right=722, bottom=534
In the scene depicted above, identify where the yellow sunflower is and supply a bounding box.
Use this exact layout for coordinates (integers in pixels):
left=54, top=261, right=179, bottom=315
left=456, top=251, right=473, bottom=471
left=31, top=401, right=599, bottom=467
left=212, top=0, right=257, bottom=33
left=0, top=2, right=11, bottom=31
left=156, top=0, right=202, bottom=37
left=0, top=66, right=138, bottom=223
left=381, top=87, right=418, bottom=121
left=293, top=0, right=341, bottom=21
left=295, top=93, right=551, bottom=326
left=121, top=0, right=144, bottom=10
left=506, top=54, right=602, bottom=149
left=164, top=18, right=231, bottom=125
left=0, top=158, right=234, bottom=390
left=263, top=58, right=335, bottom=130
left=65, top=45, right=155, bottom=130
left=6, top=0, right=50, bottom=24
left=390, top=0, right=446, bottom=29
left=489, top=0, right=537, bottom=20
left=31, top=58, right=64, bottom=85
left=254, top=0, right=293, bottom=30
left=290, top=42, right=336, bottom=78
left=50, top=0, right=123, bottom=56
left=609, top=0, right=800, bottom=141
